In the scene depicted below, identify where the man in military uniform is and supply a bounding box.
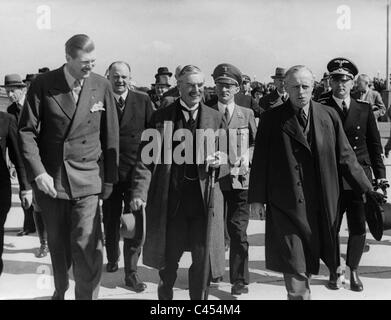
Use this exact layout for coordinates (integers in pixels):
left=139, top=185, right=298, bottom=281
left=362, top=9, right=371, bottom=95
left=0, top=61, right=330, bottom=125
left=319, top=58, right=386, bottom=292
left=258, top=67, right=288, bottom=111
left=235, top=74, right=263, bottom=119
left=313, top=72, right=332, bottom=101
left=210, top=64, right=257, bottom=295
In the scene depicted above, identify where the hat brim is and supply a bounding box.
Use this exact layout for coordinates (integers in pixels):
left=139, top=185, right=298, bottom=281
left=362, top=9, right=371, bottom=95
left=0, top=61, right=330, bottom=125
left=2, top=83, right=27, bottom=88
left=215, top=76, right=239, bottom=86
left=271, top=75, right=285, bottom=79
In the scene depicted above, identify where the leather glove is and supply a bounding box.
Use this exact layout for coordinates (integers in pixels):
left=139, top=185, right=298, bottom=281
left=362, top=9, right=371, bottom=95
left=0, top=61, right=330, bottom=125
left=364, top=190, right=387, bottom=205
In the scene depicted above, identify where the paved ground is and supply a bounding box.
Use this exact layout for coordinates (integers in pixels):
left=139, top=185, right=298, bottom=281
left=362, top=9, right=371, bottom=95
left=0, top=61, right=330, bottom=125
left=1, top=123, right=391, bottom=300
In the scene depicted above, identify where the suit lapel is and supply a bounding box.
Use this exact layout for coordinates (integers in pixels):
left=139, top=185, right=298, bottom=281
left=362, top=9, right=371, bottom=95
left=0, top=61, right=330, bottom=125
left=48, top=67, right=76, bottom=120
left=68, top=76, right=97, bottom=136
left=281, top=102, right=311, bottom=152
left=326, top=97, right=345, bottom=122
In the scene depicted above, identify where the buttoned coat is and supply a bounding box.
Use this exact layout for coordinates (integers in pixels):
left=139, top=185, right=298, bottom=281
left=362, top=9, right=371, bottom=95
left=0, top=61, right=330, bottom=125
left=18, top=66, right=119, bottom=199
left=210, top=104, right=257, bottom=191
left=319, top=96, right=385, bottom=184
left=131, top=100, right=226, bottom=278
left=248, top=100, right=372, bottom=275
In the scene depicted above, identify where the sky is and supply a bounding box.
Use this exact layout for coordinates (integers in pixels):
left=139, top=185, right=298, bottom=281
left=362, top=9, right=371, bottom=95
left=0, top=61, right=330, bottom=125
left=0, top=0, right=389, bottom=86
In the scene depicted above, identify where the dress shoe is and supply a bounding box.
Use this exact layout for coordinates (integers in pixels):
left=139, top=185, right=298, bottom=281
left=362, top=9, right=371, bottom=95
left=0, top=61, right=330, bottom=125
left=125, top=273, right=147, bottom=293
left=231, top=281, right=249, bottom=295
left=16, top=230, right=32, bottom=236
left=326, top=272, right=340, bottom=290
left=35, top=244, right=49, bottom=258
left=211, top=276, right=223, bottom=283
left=51, top=291, right=65, bottom=300
left=157, top=280, right=173, bottom=300
left=350, top=269, right=363, bottom=292
left=106, top=262, right=118, bottom=273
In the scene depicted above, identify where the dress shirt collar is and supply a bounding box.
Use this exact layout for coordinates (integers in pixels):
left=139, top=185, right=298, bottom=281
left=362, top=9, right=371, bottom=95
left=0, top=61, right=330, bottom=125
left=63, top=65, right=84, bottom=89
left=113, top=90, right=129, bottom=103
left=332, top=95, right=351, bottom=110
left=217, top=100, right=235, bottom=119
left=180, top=99, right=199, bottom=121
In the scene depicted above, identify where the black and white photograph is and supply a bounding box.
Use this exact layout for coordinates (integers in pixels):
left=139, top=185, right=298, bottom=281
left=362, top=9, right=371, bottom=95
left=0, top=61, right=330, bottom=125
left=1, top=0, right=391, bottom=305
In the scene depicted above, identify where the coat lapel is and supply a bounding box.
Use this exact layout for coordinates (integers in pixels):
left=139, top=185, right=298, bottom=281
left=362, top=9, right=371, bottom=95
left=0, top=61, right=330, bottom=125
left=68, top=76, right=97, bottom=136
left=120, top=91, right=136, bottom=128
left=281, top=102, right=311, bottom=152
left=48, top=67, right=76, bottom=120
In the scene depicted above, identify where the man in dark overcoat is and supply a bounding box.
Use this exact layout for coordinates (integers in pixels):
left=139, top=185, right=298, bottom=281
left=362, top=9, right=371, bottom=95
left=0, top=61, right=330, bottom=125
left=248, top=65, right=374, bottom=300
left=130, top=65, right=225, bottom=300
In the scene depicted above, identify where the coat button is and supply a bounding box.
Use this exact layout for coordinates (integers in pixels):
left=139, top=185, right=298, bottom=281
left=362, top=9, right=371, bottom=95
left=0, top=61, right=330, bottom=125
left=82, top=157, right=86, bottom=161
left=82, top=140, right=86, bottom=144
left=297, top=181, right=302, bottom=186
left=357, top=126, right=360, bottom=129
left=295, top=165, right=299, bottom=170
left=355, top=136, right=358, bottom=140
left=353, top=146, right=357, bottom=150
left=298, top=198, right=304, bottom=203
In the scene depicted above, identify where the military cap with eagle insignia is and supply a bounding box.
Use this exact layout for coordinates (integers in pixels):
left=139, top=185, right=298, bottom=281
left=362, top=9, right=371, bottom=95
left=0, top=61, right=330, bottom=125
left=212, top=63, right=242, bottom=86
left=327, top=57, right=359, bottom=80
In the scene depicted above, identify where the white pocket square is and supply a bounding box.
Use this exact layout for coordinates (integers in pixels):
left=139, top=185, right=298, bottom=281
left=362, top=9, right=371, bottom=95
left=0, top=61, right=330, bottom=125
left=90, top=101, right=105, bottom=112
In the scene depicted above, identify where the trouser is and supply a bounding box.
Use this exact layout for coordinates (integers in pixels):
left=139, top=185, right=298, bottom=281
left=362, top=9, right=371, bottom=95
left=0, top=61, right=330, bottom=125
left=35, top=189, right=102, bottom=300
left=160, top=179, right=209, bottom=300
left=336, top=190, right=366, bottom=270
left=22, top=206, right=36, bottom=233
left=222, top=189, right=250, bottom=284
left=102, top=182, right=142, bottom=275
left=0, top=183, right=11, bottom=276
left=32, top=192, right=47, bottom=245
left=283, top=273, right=311, bottom=300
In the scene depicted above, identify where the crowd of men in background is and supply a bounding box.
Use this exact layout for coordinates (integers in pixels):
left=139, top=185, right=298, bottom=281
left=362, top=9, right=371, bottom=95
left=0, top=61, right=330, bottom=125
left=0, top=33, right=390, bottom=301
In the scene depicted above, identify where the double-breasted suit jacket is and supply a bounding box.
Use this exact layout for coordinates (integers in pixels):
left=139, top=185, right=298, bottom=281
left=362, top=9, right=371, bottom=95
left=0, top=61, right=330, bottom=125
left=131, top=100, right=226, bottom=278
left=319, top=96, right=386, bottom=185
left=248, top=100, right=372, bottom=275
left=18, top=66, right=119, bottom=199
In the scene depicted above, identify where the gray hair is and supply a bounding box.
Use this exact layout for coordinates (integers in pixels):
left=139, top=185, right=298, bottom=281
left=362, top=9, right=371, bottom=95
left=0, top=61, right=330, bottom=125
left=177, top=65, right=204, bottom=81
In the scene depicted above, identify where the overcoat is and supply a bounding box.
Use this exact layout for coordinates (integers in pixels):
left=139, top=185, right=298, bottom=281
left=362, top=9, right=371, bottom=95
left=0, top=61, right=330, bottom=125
left=131, top=99, right=226, bottom=278
left=248, top=100, right=372, bottom=274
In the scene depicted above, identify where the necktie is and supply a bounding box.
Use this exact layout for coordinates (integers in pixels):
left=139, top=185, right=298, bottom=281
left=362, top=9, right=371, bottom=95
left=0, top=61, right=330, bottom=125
left=118, top=96, right=125, bottom=111
left=224, top=107, right=230, bottom=124
left=182, top=106, right=198, bottom=127
left=342, top=100, right=348, bottom=118
left=297, top=108, right=307, bottom=130
left=73, top=79, right=82, bottom=103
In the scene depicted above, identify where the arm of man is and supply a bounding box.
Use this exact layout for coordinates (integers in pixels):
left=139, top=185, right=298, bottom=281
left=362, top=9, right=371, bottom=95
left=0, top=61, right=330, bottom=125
left=333, top=111, right=372, bottom=193
left=248, top=111, right=271, bottom=204
left=130, top=112, right=158, bottom=210
left=366, top=105, right=386, bottom=180
left=7, top=115, right=32, bottom=208
left=100, top=82, right=120, bottom=199
left=373, top=91, right=386, bottom=119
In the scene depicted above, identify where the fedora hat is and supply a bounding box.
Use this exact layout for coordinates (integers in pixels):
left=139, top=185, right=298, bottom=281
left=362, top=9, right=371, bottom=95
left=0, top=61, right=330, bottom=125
left=2, top=74, right=26, bottom=88
left=23, top=74, right=37, bottom=83
left=271, top=67, right=286, bottom=79
left=119, top=206, right=146, bottom=246
left=155, top=66, right=172, bottom=78
left=365, top=191, right=391, bottom=241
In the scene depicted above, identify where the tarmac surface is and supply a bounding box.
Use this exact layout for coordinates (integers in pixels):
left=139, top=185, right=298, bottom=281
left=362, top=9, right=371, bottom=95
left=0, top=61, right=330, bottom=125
left=1, top=124, right=391, bottom=300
